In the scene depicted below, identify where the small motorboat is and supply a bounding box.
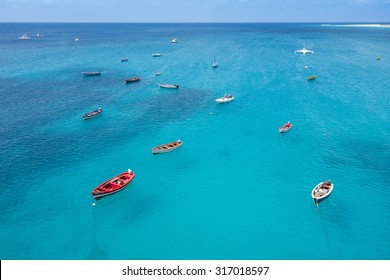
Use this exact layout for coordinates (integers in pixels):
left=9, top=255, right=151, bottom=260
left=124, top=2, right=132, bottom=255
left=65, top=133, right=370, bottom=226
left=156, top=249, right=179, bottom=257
left=311, top=180, right=334, bottom=206
left=18, top=34, right=31, bottom=40
left=171, top=38, right=178, bottom=43
left=75, top=38, right=79, bottom=42
left=308, top=75, right=316, bottom=80
left=125, top=77, right=141, bottom=83
left=295, top=47, right=314, bottom=55
left=83, top=108, right=103, bottom=120
left=279, top=121, right=292, bottom=133
left=215, top=94, right=234, bottom=103
left=82, top=72, right=101, bottom=76
left=376, top=56, right=381, bottom=61
left=121, top=58, right=128, bottom=62
left=155, top=72, right=161, bottom=76
left=92, top=169, right=135, bottom=199
left=152, top=140, right=182, bottom=154
left=159, top=84, right=179, bottom=89
left=152, top=53, right=163, bottom=57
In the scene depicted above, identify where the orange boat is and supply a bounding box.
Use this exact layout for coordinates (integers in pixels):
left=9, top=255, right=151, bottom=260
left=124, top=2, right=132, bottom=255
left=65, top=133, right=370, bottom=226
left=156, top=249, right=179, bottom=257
left=279, top=121, right=292, bottom=133
left=91, top=169, right=135, bottom=199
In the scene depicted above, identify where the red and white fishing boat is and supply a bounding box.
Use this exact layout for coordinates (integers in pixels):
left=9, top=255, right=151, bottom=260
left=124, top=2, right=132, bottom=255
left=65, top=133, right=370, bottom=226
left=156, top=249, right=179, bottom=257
left=152, top=140, right=182, bottom=154
left=91, top=169, right=135, bottom=199
left=279, top=121, right=292, bottom=133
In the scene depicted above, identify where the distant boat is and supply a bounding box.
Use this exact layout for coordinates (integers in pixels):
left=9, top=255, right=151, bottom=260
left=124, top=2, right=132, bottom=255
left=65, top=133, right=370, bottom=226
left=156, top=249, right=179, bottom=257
left=91, top=169, right=135, bottom=199
left=152, top=53, right=163, bottom=57
left=152, top=140, right=182, bottom=154
left=83, top=108, right=103, bottom=120
left=308, top=75, right=316, bottom=80
left=212, top=56, right=218, bottom=68
left=215, top=94, right=234, bottom=103
left=18, top=34, right=31, bottom=40
left=36, top=33, right=44, bottom=37
left=75, top=38, right=79, bottom=42
left=125, top=76, right=141, bottom=83
left=279, top=121, right=292, bottom=133
left=159, top=84, right=179, bottom=89
left=82, top=72, right=101, bottom=76
left=121, top=58, right=128, bottom=62
left=311, top=180, right=334, bottom=206
left=171, top=38, right=178, bottom=43
left=295, top=47, right=314, bottom=55
left=155, top=72, right=161, bottom=76
left=376, top=56, right=381, bottom=60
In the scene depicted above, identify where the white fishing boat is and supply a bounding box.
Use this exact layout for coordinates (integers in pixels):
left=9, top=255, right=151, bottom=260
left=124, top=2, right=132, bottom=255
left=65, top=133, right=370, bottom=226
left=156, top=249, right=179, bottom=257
left=152, top=53, right=163, bottom=57
left=215, top=94, right=234, bottom=103
left=311, top=180, right=334, bottom=206
left=159, top=84, right=179, bottom=89
left=171, top=38, right=178, bottom=43
left=295, top=47, right=314, bottom=55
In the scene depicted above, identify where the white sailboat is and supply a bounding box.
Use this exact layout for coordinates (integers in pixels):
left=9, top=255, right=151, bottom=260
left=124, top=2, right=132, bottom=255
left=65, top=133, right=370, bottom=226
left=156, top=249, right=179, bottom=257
left=212, top=56, right=218, bottom=68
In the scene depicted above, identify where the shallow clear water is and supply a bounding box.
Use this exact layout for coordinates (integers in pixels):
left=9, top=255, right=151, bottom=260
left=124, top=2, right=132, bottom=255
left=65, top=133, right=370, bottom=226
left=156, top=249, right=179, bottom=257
left=0, top=23, right=389, bottom=260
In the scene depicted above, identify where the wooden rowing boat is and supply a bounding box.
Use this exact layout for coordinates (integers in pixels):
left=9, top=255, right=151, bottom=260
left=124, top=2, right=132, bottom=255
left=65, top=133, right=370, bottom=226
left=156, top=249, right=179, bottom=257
left=152, top=140, right=182, bottom=154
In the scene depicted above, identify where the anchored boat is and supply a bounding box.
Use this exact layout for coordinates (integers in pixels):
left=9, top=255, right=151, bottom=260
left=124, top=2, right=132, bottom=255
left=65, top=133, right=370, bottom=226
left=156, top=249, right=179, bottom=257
left=279, top=121, right=292, bottom=133
left=83, top=108, right=103, bottom=120
left=152, top=140, right=182, bottom=154
left=92, top=169, right=135, bottom=199
left=311, top=180, right=333, bottom=206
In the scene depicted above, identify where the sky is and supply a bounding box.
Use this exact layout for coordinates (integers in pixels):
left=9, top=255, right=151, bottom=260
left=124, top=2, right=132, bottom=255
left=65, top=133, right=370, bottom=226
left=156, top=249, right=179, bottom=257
left=1, top=0, right=390, bottom=22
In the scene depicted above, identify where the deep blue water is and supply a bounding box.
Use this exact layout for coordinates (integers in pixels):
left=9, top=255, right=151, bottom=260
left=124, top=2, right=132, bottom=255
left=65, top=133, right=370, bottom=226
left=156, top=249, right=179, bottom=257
left=0, top=23, right=389, bottom=260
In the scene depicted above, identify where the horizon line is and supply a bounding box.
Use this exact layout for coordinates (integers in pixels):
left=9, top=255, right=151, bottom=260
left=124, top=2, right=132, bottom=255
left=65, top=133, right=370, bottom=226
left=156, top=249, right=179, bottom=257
left=1, top=21, right=390, bottom=24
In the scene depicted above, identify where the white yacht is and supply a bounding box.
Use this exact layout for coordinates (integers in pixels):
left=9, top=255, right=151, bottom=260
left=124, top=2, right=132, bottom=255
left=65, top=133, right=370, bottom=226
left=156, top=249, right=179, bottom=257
left=171, top=38, right=178, bottom=43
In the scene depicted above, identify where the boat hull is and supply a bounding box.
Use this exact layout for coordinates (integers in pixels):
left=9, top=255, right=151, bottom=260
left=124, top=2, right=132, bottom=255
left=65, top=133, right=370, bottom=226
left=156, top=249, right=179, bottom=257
left=215, top=97, right=234, bottom=103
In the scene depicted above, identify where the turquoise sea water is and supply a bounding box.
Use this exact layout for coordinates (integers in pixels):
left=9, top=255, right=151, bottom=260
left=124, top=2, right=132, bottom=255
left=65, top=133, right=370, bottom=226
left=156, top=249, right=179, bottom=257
left=0, top=23, right=389, bottom=260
